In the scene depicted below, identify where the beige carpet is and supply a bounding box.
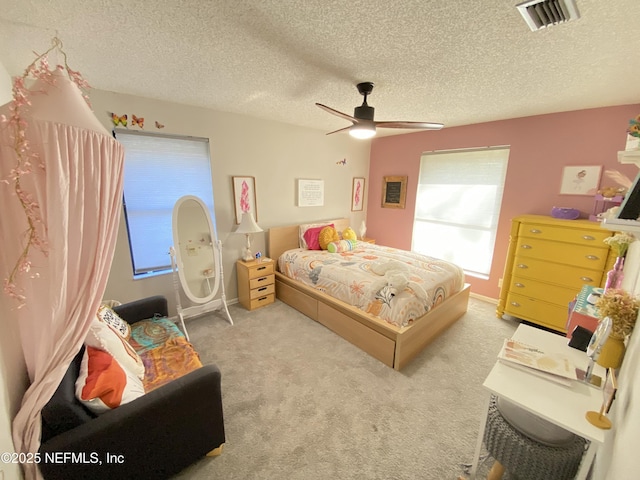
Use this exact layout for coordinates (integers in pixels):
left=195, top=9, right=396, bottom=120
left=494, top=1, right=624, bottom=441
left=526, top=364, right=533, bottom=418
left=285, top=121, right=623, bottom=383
left=174, top=296, right=519, bottom=480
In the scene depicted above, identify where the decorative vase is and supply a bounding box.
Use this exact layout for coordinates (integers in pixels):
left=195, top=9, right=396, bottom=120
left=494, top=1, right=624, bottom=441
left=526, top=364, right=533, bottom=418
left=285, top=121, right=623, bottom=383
left=597, top=334, right=626, bottom=369
left=604, top=256, right=625, bottom=291
left=359, top=220, right=367, bottom=240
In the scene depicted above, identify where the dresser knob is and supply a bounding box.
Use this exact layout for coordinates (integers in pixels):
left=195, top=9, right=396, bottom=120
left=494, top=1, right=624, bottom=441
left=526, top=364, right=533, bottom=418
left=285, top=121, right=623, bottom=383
left=514, top=283, right=525, bottom=288
left=516, top=264, right=528, bottom=269
left=585, top=255, right=599, bottom=260
left=521, top=244, right=532, bottom=249
left=580, top=276, right=594, bottom=282
left=582, top=235, right=595, bottom=241
left=510, top=302, right=521, bottom=307
left=529, top=229, right=542, bottom=234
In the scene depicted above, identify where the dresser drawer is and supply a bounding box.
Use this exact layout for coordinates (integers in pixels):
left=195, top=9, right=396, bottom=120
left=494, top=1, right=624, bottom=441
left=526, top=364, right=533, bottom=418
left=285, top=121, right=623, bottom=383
left=515, top=237, right=608, bottom=270
left=509, top=275, right=578, bottom=309
left=512, top=256, right=602, bottom=288
left=249, top=282, right=275, bottom=299
left=247, top=262, right=274, bottom=279
left=504, top=292, right=568, bottom=331
left=518, top=222, right=611, bottom=246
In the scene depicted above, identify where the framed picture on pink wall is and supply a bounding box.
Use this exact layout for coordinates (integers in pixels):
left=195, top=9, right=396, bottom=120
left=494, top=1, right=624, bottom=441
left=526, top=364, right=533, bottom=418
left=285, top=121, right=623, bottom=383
left=559, top=165, right=602, bottom=195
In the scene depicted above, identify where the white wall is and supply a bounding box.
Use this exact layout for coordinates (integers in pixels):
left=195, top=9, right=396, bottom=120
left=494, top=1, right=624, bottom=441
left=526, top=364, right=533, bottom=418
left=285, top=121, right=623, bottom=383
left=593, top=239, right=640, bottom=479
left=0, top=60, right=26, bottom=480
left=89, top=89, right=371, bottom=314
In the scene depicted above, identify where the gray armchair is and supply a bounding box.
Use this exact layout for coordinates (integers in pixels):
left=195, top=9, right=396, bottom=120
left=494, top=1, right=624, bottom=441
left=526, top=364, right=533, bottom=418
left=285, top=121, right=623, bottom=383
left=39, top=296, right=225, bottom=479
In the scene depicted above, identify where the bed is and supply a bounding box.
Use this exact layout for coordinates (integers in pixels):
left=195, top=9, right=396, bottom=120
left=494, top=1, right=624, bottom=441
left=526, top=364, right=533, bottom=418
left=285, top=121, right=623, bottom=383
left=268, top=218, right=470, bottom=370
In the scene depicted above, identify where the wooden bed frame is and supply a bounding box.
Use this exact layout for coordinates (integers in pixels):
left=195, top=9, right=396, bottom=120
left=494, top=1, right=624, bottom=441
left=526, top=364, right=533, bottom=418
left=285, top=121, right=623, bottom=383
left=268, top=218, right=471, bottom=370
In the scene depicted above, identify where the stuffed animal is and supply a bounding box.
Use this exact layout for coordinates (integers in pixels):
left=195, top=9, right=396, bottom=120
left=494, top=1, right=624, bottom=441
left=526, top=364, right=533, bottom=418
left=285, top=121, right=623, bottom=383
left=342, top=226, right=357, bottom=241
left=369, top=260, right=428, bottom=304
left=598, top=186, right=626, bottom=198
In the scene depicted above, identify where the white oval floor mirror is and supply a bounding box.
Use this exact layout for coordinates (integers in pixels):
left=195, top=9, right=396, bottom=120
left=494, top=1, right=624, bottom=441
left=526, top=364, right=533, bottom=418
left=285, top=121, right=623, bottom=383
left=169, top=195, right=233, bottom=339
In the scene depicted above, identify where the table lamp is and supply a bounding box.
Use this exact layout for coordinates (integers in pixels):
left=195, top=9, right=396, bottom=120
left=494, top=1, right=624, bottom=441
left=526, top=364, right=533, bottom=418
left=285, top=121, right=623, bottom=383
left=235, top=212, right=263, bottom=261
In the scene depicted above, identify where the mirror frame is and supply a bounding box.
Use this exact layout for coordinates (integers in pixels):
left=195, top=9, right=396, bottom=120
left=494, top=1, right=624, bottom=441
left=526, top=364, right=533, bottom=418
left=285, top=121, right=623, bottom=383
left=172, top=195, right=220, bottom=304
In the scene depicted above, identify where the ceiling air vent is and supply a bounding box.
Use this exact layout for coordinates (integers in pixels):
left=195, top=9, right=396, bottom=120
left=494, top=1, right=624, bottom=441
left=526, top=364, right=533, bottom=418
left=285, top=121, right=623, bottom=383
left=516, top=0, right=580, bottom=31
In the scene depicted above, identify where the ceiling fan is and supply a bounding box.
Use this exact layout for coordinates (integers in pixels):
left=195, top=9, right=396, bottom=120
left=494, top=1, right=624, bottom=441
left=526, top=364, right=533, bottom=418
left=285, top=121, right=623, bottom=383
left=316, top=82, right=444, bottom=139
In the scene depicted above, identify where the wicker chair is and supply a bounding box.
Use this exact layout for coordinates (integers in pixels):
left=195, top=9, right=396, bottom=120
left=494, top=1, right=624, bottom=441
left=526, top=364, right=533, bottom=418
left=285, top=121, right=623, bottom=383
left=483, top=395, right=588, bottom=480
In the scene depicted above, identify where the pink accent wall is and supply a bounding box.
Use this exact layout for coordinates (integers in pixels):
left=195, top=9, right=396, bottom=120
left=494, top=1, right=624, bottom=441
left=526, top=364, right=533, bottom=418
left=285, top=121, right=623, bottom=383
left=367, top=104, right=640, bottom=300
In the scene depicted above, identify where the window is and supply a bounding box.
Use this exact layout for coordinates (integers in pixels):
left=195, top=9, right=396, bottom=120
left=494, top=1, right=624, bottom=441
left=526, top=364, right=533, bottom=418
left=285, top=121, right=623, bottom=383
left=412, top=147, right=509, bottom=278
left=115, top=130, right=215, bottom=277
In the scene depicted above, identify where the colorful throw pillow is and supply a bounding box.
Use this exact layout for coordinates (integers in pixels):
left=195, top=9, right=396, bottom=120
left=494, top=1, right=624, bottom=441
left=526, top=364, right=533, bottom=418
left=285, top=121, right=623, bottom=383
left=342, top=227, right=357, bottom=241
left=299, top=223, right=334, bottom=249
left=96, top=305, right=131, bottom=339
left=85, top=318, right=145, bottom=379
left=302, top=223, right=334, bottom=250
left=75, top=346, right=145, bottom=414
left=327, top=239, right=357, bottom=253
left=318, top=226, right=339, bottom=250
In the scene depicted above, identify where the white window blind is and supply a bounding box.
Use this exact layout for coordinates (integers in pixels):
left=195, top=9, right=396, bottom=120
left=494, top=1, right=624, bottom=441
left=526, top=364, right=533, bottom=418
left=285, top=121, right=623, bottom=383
left=413, top=147, right=509, bottom=277
left=116, top=130, right=215, bottom=276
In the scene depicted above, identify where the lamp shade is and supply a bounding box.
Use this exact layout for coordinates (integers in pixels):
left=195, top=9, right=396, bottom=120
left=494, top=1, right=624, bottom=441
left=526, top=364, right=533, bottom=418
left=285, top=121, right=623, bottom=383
left=235, top=212, right=263, bottom=234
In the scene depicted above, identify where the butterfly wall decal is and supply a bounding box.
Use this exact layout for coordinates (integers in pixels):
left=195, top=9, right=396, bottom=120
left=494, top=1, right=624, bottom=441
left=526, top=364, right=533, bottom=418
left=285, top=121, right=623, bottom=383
left=155, top=121, right=165, bottom=129
left=111, top=113, right=127, bottom=127
left=132, top=115, right=144, bottom=128
left=336, top=158, right=347, bottom=166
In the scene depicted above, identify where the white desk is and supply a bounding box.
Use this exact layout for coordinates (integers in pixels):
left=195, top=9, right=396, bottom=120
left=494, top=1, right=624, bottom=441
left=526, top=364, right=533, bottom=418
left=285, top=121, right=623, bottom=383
left=469, top=324, right=607, bottom=480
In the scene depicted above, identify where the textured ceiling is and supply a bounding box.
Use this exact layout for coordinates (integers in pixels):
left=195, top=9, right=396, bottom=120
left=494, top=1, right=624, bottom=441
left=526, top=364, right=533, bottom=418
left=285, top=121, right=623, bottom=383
left=1, top=0, right=639, bottom=136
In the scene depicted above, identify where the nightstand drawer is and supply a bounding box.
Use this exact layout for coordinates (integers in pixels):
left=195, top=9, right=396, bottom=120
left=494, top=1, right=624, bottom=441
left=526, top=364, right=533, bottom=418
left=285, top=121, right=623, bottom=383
left=249, top=282, right=275, bottom=299
left=247, top=262, right=274, bottom=279
left=515, top=237, right=607, bottom=270
left=512, top=256, right=602, bottom=288
left=249, top=293, right=275, bottom=309
left=518, top=223, right=611, bottom=246
left=504, top=292, right=568, bottom=331
left=249, top=274, right=274, bottom=290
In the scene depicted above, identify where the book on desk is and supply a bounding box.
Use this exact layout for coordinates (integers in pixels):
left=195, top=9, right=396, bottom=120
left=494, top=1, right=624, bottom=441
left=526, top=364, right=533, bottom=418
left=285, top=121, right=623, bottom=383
left=498, top=339, right=578, bottom=386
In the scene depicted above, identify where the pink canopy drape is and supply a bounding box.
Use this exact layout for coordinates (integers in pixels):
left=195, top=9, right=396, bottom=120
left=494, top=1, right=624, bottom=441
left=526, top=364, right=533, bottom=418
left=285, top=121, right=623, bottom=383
left=0, top=70, right=124, bottom=479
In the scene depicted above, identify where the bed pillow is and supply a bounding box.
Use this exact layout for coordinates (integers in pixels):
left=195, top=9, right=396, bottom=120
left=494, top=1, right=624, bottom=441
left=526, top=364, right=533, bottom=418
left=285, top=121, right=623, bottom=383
left=75, top=346, right=145, bottom=414
left=301, top=223, right=334, bottom=250
left=96, top=305, right=131, bottom=339
left=85, top=318, right=145, bottom=379
left=318, top=226, right=339, bottom=250
left=327, top=239, right=357, bottom=253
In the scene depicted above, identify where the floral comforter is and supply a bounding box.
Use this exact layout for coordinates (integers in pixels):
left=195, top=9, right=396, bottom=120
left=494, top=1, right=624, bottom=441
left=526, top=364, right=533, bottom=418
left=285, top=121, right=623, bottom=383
left=278, top=242, right=465, bottom=328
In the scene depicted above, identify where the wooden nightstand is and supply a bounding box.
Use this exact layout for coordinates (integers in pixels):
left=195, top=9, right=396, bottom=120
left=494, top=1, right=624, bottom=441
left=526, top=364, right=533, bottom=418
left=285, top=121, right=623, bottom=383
left=236, top=259, right=275, bottom=310
left=361, top=237, right=376, bottom=244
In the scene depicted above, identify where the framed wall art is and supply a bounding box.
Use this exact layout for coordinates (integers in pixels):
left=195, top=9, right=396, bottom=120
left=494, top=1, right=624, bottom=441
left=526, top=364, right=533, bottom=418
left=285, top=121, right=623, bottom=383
left=232, top=176, right=257, bottom=224
left=559, top=165, right=602, bottom=195
left=351, top=177, right=365, bottom=211
left=297, top=179, right=324, bottom=207
left=382, top=176, right=407, bottom=209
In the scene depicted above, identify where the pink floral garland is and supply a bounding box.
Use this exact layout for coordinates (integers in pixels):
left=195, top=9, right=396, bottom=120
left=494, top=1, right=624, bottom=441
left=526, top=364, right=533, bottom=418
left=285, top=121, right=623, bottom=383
left=1, top=37, right=91, bottom=306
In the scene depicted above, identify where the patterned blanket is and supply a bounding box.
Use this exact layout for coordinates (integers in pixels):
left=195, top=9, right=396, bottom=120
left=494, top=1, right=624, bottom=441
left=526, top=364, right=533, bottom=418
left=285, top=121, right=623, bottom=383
left=278, top=242, right=465, bottom=327
left=128, top=317, right=202, bottom=392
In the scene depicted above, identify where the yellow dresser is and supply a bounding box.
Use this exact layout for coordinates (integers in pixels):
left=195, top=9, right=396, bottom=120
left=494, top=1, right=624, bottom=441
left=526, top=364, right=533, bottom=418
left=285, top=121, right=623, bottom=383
left=497, top=215, right=615, bottom=333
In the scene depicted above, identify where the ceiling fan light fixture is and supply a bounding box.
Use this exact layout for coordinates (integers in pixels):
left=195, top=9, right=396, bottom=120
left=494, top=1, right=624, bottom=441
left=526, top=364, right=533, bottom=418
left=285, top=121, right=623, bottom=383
left=349, top=124, right=376, bottom=139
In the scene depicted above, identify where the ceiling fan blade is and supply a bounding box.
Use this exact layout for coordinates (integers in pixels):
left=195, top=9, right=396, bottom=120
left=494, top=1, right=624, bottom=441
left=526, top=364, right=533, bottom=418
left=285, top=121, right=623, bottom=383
left=325, top=125, right=352, bottom=135
left=375, top=121, right=444, bottom=130
left=316, top=103, right=356, bottom=123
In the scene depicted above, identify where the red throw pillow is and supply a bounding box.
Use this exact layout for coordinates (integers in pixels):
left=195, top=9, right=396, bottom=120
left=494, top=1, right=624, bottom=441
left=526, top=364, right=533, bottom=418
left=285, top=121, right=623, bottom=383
left=303, top=223, right=334, bottom=250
